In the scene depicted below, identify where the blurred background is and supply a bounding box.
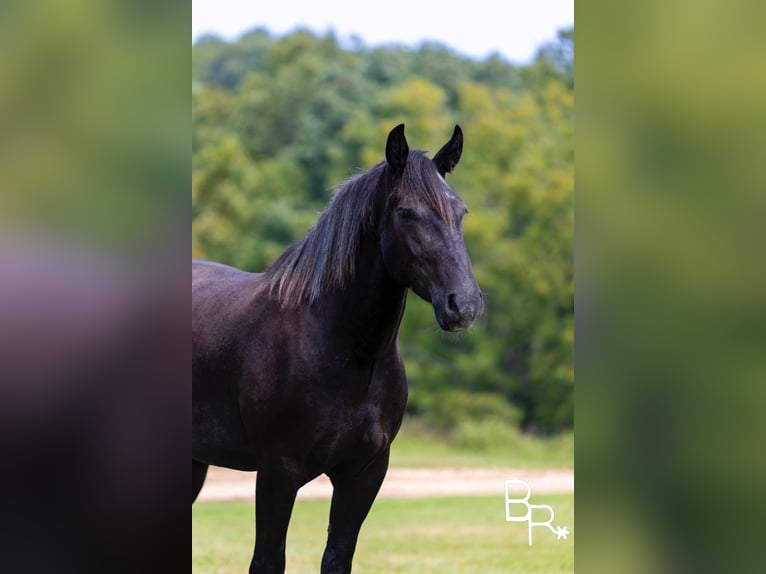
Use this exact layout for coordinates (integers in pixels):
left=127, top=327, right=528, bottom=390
left=0, top=1, right=188, bottom=572
left=577, top=1, right=766, bottom=573
left=192, top=2, right=575, bottom=452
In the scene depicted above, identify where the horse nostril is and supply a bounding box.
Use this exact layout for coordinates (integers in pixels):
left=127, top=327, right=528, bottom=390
left=447, top=293, right=458, bottom=314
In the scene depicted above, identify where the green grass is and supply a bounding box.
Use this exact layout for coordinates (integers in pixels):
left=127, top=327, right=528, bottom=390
left=390, top=420, right=574, bottom=468
left=193, top=494, right=574, bottom=573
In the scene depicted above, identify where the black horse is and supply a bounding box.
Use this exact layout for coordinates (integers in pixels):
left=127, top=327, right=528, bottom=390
left=192, top=124, right=483, bottom=573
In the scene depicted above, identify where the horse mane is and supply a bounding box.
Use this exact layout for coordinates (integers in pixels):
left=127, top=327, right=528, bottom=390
left=263, top=150, right=454, bottom=307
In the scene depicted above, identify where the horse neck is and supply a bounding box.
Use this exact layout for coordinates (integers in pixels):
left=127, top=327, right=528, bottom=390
left=322, top=227, right=408, bottom=359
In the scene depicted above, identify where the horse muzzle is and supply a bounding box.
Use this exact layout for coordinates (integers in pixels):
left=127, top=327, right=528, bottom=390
left=433, top=286, right=484, bottom=332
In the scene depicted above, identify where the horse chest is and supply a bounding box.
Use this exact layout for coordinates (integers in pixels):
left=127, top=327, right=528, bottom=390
left=311, top=409, right=390, bottom=469
left=304, top=365, right=404, bottom=465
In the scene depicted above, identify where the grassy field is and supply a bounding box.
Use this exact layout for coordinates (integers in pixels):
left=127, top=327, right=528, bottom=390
left=193, top=494, right=574, bottom=573
left=389, top=421, right=574, bottom=468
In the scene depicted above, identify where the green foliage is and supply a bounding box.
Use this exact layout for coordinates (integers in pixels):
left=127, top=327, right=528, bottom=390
left=391, top=420, right=574, bottom=468
left=418, top=389, right=521, bottom=433
left=192, top=28, right=574, bottom=433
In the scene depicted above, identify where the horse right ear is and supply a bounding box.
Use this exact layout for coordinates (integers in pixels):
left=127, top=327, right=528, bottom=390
left=433, top=125, right=463, bottom=176
left=385, top=124, right=409, bottom=175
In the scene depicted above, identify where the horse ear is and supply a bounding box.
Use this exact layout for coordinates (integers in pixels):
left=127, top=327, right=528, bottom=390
left=385, top=124, right=409, bottom=175
left=433, top=125, right=463, bottom=176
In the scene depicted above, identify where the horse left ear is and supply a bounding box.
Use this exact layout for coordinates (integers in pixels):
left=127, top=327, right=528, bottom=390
left=433, top=125, right=463, bottom=176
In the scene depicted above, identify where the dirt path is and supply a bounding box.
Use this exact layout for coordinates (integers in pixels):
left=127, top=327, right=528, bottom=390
left=197, top=466, right=573, bottom=502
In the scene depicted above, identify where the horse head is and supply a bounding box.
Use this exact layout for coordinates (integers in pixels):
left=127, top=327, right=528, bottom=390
left=379, top=124, right=483, bottom=331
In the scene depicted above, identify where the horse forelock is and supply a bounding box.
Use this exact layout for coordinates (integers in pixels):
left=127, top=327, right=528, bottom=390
left=395, top=151, right=456, bottom=228
left=263, top=150, right=455, bottom=307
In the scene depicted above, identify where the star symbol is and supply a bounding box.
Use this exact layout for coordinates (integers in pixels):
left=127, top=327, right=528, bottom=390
left=555, top=526, right=569, bottom=540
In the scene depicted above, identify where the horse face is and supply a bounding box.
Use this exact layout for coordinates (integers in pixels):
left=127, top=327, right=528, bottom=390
left=380, top=125, right=483, bottom=332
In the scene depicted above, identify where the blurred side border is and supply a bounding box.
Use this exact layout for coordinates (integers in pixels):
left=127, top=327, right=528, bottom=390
left=0, top=1, right=189, bottom=572
left=577, top=1, right=766, bottom=573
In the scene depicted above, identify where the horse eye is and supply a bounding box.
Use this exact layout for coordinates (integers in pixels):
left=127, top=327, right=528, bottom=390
left=397, top=207, right=417, bottom=222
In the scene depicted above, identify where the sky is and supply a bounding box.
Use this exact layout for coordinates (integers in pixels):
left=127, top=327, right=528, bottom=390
left=192, top=0, right=574, bottom=65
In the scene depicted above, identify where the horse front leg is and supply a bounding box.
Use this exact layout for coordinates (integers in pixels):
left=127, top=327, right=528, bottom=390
left=250, top=465, right=300, bottom=574
left=321, top=449, right=390, bottom=574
